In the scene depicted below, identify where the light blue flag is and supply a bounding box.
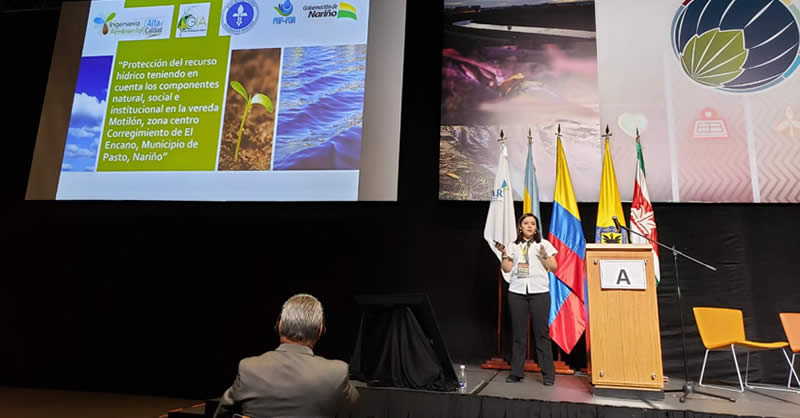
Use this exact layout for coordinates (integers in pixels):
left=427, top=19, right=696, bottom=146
left=522, top=130, right=540, bottom=220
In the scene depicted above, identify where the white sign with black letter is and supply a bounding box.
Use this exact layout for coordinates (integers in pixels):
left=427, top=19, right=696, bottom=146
left=599, top=260, right=647, bottom=290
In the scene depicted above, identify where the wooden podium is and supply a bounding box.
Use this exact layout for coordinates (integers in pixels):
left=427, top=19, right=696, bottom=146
left=586, top=244, right=663, bottom=399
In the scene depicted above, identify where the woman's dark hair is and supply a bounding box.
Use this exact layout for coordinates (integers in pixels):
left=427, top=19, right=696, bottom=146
left=514, top=213, right=542, bottom=244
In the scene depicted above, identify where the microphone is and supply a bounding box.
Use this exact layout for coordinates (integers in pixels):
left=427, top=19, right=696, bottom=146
left=611, top=216, right=621, bottom=233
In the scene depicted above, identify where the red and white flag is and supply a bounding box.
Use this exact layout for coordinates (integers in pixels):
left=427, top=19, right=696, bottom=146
left=630, top=138, right=660, bottom=285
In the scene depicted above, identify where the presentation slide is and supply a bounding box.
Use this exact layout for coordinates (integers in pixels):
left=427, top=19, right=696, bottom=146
left=440, top=1, right=600, bottom=202
left=596, top=0, right=800, bottom=203
left=439, top=0, right=800, bottom=203
left=26, top=0, right=406, bottom=201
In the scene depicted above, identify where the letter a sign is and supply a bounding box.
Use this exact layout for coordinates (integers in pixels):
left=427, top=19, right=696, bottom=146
left=616, top=269, right=631, bottom=285
left=599, top=260, right=646, bottom=290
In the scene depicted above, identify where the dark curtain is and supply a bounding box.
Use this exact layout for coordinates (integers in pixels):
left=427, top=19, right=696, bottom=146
left=350, top=307, right=458, bottom=392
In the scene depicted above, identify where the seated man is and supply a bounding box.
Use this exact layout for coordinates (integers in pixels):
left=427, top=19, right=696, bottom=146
left=215, top=294, right=359, bottom=418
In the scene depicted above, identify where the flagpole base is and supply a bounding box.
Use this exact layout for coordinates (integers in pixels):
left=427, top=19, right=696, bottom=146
left=555, top=360, right=575, bottom=375
left=481, top=358, right=575, bottom=374
left=481, top=357, right=510, bottom=370
left=524, top=360, right=540, bottom=372
left=524, top=360, right=575, bottom=374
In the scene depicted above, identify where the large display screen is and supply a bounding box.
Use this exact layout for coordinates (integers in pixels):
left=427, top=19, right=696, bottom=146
left=440, top=0, right=800, bottom=203
left=27, top=0, right=406, bottom=201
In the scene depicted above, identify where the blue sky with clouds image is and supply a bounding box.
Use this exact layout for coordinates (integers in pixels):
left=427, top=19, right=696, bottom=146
left=61, top=56, right=112, bottom=172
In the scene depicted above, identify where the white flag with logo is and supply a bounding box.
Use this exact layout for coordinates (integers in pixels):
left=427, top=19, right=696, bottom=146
left=484, top=142, right=517, bottom=261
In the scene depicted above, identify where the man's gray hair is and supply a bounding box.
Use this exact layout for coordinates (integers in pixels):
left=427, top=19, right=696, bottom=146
left=279, top=293, right=324, bottom=342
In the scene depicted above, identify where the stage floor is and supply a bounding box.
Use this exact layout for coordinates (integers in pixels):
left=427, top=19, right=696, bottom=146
left=4, top=366, right=798, bottom=418
left=352, top=365, right=800, bottom=418
left=0, top=386, right=201, bottom=418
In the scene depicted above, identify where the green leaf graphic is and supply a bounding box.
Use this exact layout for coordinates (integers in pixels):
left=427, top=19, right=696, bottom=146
left=230, top=81, right=248, bottom=101
left=681, top=29, right=746, bottom=87
left=107, top=12, right=116, bottom=22
left=250, top=93, right=273, bottom=113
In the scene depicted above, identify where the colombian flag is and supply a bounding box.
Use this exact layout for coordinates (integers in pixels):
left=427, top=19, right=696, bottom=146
left=547, top=137, right=587, bottom=354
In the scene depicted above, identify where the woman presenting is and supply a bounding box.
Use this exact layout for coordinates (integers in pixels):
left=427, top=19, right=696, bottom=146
left=494, top=213, right=558, bottom=385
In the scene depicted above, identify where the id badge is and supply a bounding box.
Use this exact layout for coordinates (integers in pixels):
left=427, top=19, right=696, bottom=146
left=517, top=263, right=530, bottom=278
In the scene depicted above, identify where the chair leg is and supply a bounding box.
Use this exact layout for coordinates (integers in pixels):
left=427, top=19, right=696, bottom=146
left=742, top=348, right=800, bottom=394
left=698, top=346, right=744, bottom=393
left=784, top=350, right=800, bottom=392
left=744, top=351, right=750, bottom=387
left=699, top=349, right=708, bottom=385
left=731, top=345, right=744, bottom=392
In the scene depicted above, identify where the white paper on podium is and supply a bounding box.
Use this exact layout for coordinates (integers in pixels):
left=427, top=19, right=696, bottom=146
left=599, top=259, right=646, bottom=290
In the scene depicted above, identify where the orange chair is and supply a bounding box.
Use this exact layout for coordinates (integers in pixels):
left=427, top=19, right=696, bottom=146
left=693, top=307, right=793, bottom=392
left=779, top=313, right=800, bottom=392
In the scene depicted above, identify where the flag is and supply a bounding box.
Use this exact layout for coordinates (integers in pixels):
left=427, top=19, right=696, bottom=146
left=547, top=137, right=587, bottom=354
left=484, top=141, right=516, bottom=261
left=630, top=137, right=660, bottom=284
left=522, top=131, right=541, bottom=220
left=595, top=137, right=628, bottom=244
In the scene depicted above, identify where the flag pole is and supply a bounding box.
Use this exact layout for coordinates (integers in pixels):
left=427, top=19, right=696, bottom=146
left=482, top=129, right=511, bottom=371
left=497, top=269, right=503, bottom=355
left=552, top=124, right=576, bottom=375
left=526, top=125, right=574, bottom=375
left=524, top=128, right=539, bottom=370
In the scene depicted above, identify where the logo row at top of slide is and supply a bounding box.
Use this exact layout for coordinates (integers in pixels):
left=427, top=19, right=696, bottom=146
left=82, top=0, right=370, bottom=56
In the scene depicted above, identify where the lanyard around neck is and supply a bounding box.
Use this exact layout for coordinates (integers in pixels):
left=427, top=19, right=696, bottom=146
left=521, top=241, right=532, bottom=263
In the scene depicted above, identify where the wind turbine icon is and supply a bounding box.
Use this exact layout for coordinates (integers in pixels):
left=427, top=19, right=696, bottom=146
left=775, top=105, right=800, bottom=138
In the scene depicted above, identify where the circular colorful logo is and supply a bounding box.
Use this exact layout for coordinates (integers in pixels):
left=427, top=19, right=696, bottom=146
left=222, top=0, right=259, bottom=35
left=671, top=0, right=800, bottom=93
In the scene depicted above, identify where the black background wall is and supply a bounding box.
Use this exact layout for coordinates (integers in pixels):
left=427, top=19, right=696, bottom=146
left=2, top=1, right=799, bottom=401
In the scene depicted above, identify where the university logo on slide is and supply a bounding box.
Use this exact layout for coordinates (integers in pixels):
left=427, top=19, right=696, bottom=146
left=275, top=0, right=293, bottom=16
left=93, top=12, right=116, bottom=35
left=338, top=2, right=357, bottom=20
left=176, top=3, right=210, bottom=38
left=273, top=0, right=296, bottom=24
left=222, top=0, right=259, bottom=34
left=93, top=12, right=165, bottom=38
left=671, top=0, right=800, bottom=93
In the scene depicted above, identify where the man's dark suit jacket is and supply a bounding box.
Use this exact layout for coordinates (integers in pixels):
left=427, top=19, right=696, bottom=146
left=214, top=344, right=359, bottom=418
